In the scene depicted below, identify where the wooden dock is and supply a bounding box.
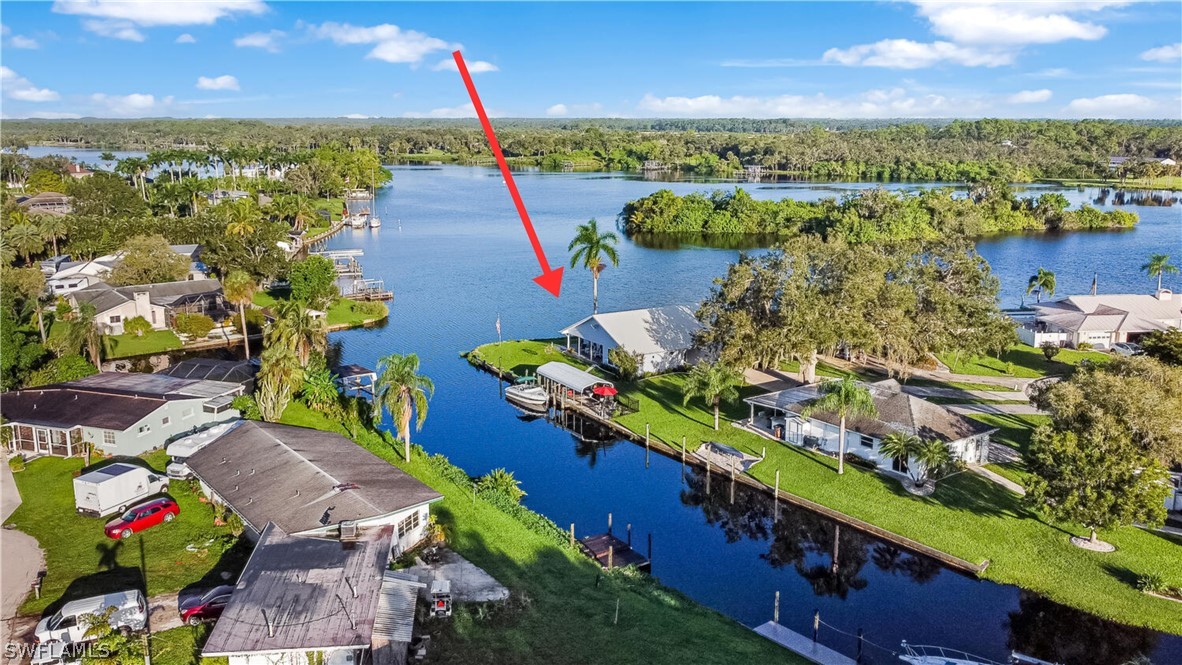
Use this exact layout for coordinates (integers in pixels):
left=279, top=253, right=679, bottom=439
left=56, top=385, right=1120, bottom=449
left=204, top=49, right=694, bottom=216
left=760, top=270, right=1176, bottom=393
left=579, top=533, right=649, bottom=570
left=754, top=622, right=856, bottom=665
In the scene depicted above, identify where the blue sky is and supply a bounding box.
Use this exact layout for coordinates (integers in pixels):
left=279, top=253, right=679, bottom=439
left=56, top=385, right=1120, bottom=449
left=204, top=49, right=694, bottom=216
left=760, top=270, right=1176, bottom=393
left=2, top=1, right=1180, bottom=119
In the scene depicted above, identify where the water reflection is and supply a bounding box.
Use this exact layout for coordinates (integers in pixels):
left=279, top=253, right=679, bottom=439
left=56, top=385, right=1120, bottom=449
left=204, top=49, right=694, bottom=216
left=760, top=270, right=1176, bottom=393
left=1007, top=591, right=1158, bottom=665
left=629, top=232, right=786, bottom=251
left=1094, top=188, right=1179, bottom=207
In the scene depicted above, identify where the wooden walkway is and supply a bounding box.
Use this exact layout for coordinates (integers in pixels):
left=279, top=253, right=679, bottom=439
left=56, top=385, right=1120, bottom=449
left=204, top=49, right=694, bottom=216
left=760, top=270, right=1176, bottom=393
left=579, top=533, right=649, bottom=570
left=754, top=622, right=856, bottom=665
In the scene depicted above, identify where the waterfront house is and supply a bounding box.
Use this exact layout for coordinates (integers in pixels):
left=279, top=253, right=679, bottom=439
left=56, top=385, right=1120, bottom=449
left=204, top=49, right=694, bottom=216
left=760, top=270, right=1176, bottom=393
left=201, top=522, right=424, bottom=665
left=70, top=279, right=225, bottom=335
left=1108, top=156, right=1129, bottom=170
left=47, top=244, right=209, bottom=296
left=1, top=372, right=242, bottom=458
left=1016, top=290, right=1181, bottom=349
left=206, top=189, right=252, bottom=206
left=66, top=163, right=94, bottom=179
left=744, top=379, right=995, bottom=473
left=185, top=421, right=442, bottom=546
left=16, top=191, right=72, bottom=215
left=560, top=305, right=704, bottom=374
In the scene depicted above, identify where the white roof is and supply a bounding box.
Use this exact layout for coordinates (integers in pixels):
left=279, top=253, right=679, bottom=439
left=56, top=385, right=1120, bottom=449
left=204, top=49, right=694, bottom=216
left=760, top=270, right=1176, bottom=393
left=560, top=305, right=703, bottom=356
left=372, top=571, right=426, bottom=644
left=536, top=361, right=612, bottom=393
left=1032, top=292, right=1181, bottom=334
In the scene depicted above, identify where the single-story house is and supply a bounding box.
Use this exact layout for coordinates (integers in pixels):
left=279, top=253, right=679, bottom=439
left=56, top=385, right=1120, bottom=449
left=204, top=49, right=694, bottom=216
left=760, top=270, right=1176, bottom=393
left=16, top=191, right=72, bottom=215
left=47, top=244, right=209, bottom=296
left=70, top=279, right=225, bottom=335
left=744, top=379, right=996, bottom=474
left=201, top=522, right=424, bottom=665
left=560, top=305, right=704, bottom=374
left=1108, top=156, right=1130, bottom=170
left=1, top=372, right=242, bottom=458
left=185, top=421, right=443, bottom=548
left=66, top=163, right=94, bottom=179
left=1020, top=290, right=1181, bottom=349
left=207, top=189, right=252, bottom=206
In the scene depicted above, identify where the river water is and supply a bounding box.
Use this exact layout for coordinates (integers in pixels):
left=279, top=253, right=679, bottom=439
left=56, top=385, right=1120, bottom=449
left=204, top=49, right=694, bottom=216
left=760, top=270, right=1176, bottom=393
left=25, top=150, right=1182, bottom=663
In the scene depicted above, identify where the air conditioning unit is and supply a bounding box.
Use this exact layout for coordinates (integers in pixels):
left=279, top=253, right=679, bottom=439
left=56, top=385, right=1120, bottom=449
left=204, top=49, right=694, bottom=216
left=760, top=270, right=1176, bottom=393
left=339, top=520, right=358, bottom=540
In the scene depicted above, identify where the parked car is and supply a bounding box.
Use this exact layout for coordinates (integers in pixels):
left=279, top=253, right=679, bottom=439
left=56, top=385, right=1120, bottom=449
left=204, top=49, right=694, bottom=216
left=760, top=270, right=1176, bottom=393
left=178, top=585, right=235, bottom=626
left=104, top=498, right=180, bottom=539
left=34, top=591, right=147, bottom=645
left=1110, top=342, right=1141, bottom=356
left=74, top=463, right=168, bottom=517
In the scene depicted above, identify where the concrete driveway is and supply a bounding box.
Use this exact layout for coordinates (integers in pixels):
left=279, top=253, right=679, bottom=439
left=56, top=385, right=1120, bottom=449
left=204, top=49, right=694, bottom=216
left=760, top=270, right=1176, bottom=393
left=2, top=461, right=46, bottom=649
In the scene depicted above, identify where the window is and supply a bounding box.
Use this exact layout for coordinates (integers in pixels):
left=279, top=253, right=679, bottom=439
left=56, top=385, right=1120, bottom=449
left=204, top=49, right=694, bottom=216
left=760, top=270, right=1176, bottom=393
left=138, top=425, right=151, bottom=436
left=109, top=315, right=122, bottom=324
left=161, top=416, right=171, bottom=426
left=103, top=431, right=116, bottom=446
left=859, top=434, right=874, bottom=449
left=397, top=510, right=422, bottom=538
left=182, top=407, right=194, bottom=420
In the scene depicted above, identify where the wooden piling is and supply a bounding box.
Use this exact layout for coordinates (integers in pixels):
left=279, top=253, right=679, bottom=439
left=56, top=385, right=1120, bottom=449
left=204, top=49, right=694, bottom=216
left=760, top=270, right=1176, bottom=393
left=608, top=545, right=614, bottom=569
left=607, top=512, right=612, bottom=534
left=614, top=598, right=620, bottom=626
left=773, top=591, right=780, bottom=624
left=626, top=523, right=632, bottom=547
left=570, top=523, right=575, bottom=548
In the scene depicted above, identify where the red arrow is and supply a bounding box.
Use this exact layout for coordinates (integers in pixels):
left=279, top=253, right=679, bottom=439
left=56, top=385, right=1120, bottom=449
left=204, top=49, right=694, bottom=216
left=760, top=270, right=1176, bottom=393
left=453, top=50, right=564, bottom=297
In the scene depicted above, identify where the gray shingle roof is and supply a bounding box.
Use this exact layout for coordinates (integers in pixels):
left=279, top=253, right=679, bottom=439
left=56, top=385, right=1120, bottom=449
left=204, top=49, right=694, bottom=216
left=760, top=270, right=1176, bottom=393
left=71, top=279, right=222, bottom=314
left=185, top=421, right=441, bottom=535
left=561, top=305, right=703, bottom=356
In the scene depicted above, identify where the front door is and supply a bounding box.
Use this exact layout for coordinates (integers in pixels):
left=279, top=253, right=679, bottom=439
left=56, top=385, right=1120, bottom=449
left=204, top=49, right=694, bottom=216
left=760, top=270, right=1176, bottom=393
left=787, top=420, right=802, bottom=444
left=33, top=428, right=51, bottom=454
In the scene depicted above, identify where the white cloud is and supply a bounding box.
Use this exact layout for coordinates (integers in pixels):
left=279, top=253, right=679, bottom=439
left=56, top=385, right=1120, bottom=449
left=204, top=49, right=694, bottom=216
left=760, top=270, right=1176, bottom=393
left=307, top=22, right=456, bottom=65
left=1, top=67, right=61, bottom=102
left=546, top=102, right=604, bottom=117
left=1064, top=93, right=1156, bottom=118
left=1007, top=89, right=1053, bottom=104
left=234, top=29, right=284, bottom=52
left=432, top=58, right=498, bottom=73
left=90, top=92, right=174, bottom=117
left=822, top=39, right=1012, bottom=69
left=196, top=75, right=239, bottom=91
left=913, top=1, right=1120, bottom=46
left=53, top=0, right=267, bottom=26
left=637, top=88, right=985, bottom=118
left=1028, top=67, right=1073, bottom=79
left=175, top=33, right=196, bottom=44
left=341, top=113, right=370, bottom=119
left=81, top=19, right=144, bottom=41
left=401, top=102, right=503, bottom=119
left=9, top=35, right=39, bottom=48
left=1141, top=43, right=1182, bottom=62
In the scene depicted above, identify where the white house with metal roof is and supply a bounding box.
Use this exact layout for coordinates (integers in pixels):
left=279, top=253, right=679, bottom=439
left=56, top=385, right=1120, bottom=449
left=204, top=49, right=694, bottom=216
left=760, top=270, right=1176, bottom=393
left=1019, top=290, right=1181, bottom=349
left=560, top=305, right=704, bottom=374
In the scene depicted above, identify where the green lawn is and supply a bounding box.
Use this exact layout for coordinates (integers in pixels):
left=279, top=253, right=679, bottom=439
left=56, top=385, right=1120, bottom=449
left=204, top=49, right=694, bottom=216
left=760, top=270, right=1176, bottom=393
left=924, top=397, right=1030, bottom=406
left=277, top=402, right=805, bottom=665
left=325, top=299, right=388, bottom=327
left=468, top=339, right=591, bottom=377
left=966, top=413, right=1049, bottom=458
left=4, top=451, right=248, bottom=616
left=476, top=345, right=1182, bottom=634
left=937, top=344, right=1110, bottom=378
left=902, top=378, right=1021, bottom=392
left=102, top=331, right=184, bottom=359
left=1039, top=176, right=1182, bottom=191
left=151, top=625, right=223, bottom=665
left=251, top=290, right=281, bottom=308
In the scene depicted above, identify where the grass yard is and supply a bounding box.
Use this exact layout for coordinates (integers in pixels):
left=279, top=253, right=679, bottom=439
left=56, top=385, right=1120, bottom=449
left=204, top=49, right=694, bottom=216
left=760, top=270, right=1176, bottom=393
left=924, top=397, right=1030, bottom=406
left=325, top=299, right=388, bottom=327
left=102, top=331, right=184, bottom=359
left=5, top=450, right=248, bottom=616
left=902, top=378, right=1021, bottom=392
left=473, top=346, right=1182, bottom=634
left=1039, top=176, right=1182, bottom=191
left=150, top=625, right=223, bottom=665
left=778, top=358, right=886, bottom=382
left=468, top=339, right=592, bottom=377
left=937, top=344, right=1109, bottom=378
left=967, top=413, right=1049, bottom=458
left=278, top=402, right=805, bottom=665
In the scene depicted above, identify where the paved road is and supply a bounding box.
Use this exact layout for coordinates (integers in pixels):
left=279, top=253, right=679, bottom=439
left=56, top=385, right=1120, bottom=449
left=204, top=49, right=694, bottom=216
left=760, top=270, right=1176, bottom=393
left=900, top=385, right=1025, bottom=401
left=947, top=403, right=1046, bottom=416
left=2, top=462, right=45, bottom=650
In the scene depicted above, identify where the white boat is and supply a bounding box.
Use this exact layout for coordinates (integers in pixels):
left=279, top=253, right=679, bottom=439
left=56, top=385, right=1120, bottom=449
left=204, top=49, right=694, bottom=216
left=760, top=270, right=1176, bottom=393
left=899, top=643, right=1011, bottom=665
left=369, top=214, right=381, bottom=228
left=505, top=384, right=548, bottom=408
left=348, top=210, right=368, bottom=228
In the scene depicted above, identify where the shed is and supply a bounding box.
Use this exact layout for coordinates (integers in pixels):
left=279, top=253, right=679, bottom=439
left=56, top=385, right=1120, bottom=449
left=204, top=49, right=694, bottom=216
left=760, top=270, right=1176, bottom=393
left=535, top=362, right=612, bottom=395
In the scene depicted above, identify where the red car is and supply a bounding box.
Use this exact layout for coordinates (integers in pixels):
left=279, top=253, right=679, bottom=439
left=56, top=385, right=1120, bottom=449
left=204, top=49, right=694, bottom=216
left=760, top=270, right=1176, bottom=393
left=178, top=585, right=234, bottom=626
left=104, top=498, right=179, bottom=539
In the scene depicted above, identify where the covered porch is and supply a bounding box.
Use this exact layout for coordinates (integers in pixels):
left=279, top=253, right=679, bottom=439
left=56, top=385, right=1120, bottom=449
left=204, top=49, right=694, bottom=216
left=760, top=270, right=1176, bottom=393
left=4, top=423, right=85, bottom=458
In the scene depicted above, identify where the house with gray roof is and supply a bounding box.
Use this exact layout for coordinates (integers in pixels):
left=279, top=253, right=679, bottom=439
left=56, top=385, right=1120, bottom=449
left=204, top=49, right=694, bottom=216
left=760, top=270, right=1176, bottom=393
left=201, top=522, right=424, bottom=665
left=70, top=279, right=225, bottom=335
left=560, top=305, right=705, bottom=374
left=185, top=421, right=442, bottom=548
left=48, top=244, right=209, bottom=296
left=745, top=379, right=996, bottom=474
left=1, top=372, right=242, bottom=458
left=1021, top=289, right=1181, bottom=349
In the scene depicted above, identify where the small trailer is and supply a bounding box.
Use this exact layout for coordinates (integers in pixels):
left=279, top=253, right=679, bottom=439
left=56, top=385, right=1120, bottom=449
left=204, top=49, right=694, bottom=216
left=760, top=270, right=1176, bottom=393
left=74, top=463, right=168, bottom=517
left=430, top=579, right=452, bottom=618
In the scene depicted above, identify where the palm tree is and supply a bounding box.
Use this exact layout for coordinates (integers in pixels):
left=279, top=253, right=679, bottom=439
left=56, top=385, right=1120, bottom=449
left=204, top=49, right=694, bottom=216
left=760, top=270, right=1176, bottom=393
left=224, top=198, right=259, bottom=237
left=568, top=218, right=620, bottom=314
left=914, top=439, right=952, bottom=487
left=116, top=157, right=149, bottom=200
left=223, top=271, right=257, bottom=359
left=801, top=377, right=878, bottom=475
left=374, top=353, right=434, bottom=462
left=1026, top=267, right=1056, bottom=303
left=68, top=303, right=103, bottom=369
left=681, top=361, right=745, bottom=430
left=256, top=342, right=303, bottom=422
left=274, top=300, right=326, bottom=365
left=7, top=223, right=45, bottom=264
left=878, top=431, right=923, bottom=484
left=1142, top=254, right=1179, bottom=292
left=38, top=214, right=68, bottom=256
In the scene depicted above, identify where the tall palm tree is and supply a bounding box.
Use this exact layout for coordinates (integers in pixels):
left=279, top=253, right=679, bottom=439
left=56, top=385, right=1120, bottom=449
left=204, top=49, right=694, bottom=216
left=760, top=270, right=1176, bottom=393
left=7, top=223, right=45, bottom=264
left=37, top=214, right=68, bottom=256
left=223, top=271, right=257, bottom=359
left=374, top=353, right=434, bottom=462
left=681, top=361, right=745, bottom=430
left=1026, top=267, right=1056, bottom=303
left=801, top=377, right=878, bottom=475
left=274, top=300, right=326, bottom=365
left=68, top=303, right=103, bottom=369
left=256, top=341, right=304, bottom=422
left=224, top=198, right=259, bottom=237
left=568, top=218, right=620, bottom=314
left=1142, top=254, right=1179, bottom=292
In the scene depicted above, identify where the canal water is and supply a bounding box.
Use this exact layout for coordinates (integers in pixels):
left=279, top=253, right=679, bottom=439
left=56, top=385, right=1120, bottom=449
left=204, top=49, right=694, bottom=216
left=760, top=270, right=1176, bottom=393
left=25, top=150, right=1182, bottom=662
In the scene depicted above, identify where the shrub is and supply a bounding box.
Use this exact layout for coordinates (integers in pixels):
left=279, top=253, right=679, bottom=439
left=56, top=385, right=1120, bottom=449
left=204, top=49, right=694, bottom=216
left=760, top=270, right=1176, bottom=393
left=231, top=307, right=265, bottom=337
left=123, top=315, right=152, bottom=337
left=914, top=354, right=939, bottom=371
left=1041, top=341, right=1061, bottom=361
left=352, top=300, right=387, bottom=319
left=1136, top=571, right=1179, bottom=597
left=477, top=467, right=527, bottom=504
left=288, top=255, right=339, bottom=309
left=9, top=455, right=26, bottom=472
left=231, top=394, right=261, bottom=420
left=608, top=347, right=642, bottom=381
left=175, top=313, right=215, bottom=338
left=24, top=354, right=98, bottom=387
left=1076, top=341, right=1093, bottom=352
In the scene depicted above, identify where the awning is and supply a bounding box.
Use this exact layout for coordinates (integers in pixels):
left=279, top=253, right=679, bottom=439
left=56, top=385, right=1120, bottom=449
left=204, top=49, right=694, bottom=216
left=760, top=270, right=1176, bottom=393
left=373, top=571, right=426, bottom=644
left=536, top=361, right=612, bottom=393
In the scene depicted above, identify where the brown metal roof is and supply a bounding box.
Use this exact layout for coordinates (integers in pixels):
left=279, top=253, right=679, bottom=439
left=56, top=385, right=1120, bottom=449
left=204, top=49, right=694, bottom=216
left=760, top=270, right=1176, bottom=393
left=0, top=387, right=166, bottom=430
left=185, top=421, right=442, bottom=535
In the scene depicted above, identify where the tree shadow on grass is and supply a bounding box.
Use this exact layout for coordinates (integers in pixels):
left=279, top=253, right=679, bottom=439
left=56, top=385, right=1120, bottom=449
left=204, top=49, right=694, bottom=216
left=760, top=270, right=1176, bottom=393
left=1100, top=562, right=1142, bottom=590
left=178, top=536, right=253, bottom=602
